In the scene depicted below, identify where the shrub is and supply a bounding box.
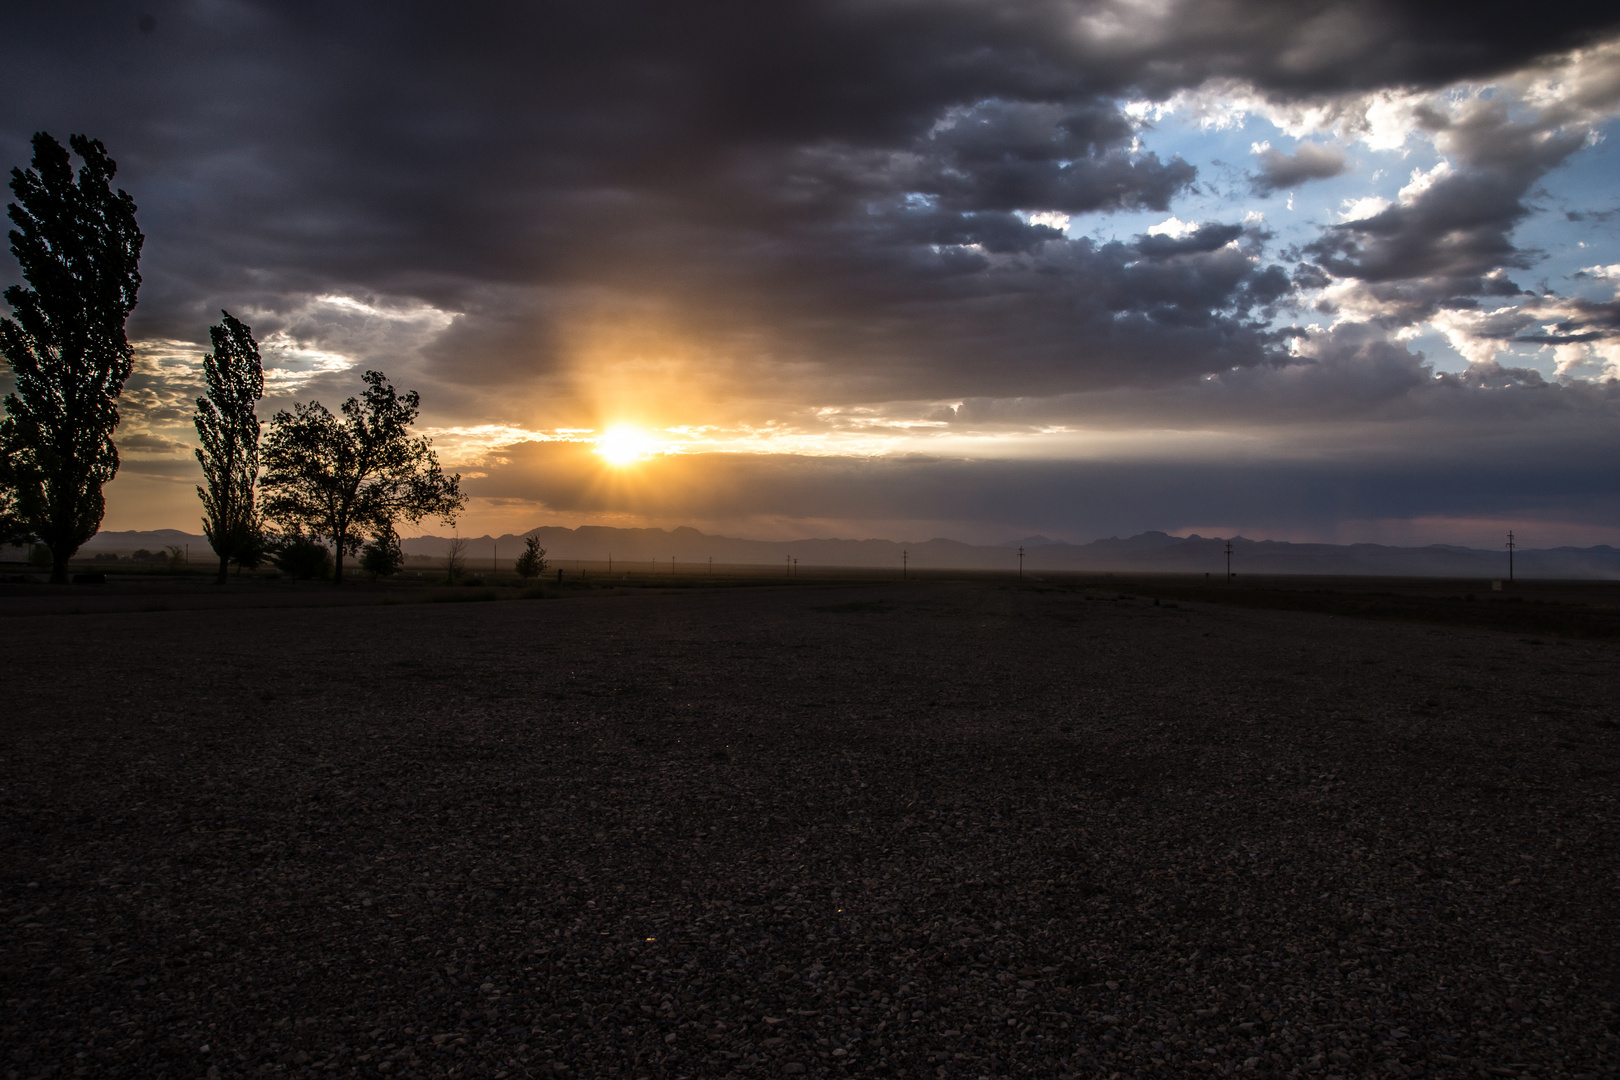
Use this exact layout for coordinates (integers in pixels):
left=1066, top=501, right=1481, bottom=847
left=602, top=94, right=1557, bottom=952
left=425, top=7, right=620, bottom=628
left=360, top=531, right=404, bottom=578
left=269, top=532, right=332, bottom=580
left=515, top=534, right=547, bottom=579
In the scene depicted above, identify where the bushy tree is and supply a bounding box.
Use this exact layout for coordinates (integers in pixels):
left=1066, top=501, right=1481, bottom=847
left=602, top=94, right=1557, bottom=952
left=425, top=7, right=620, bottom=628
left=229, top=528, right=269, bottom=575
left=359, top=527, right=404, bottom=579
left=267, top=530, right=332, bottom=580
left=260, top=370, right=463, bottom=585
left=515, top=533, right=547, bottom=578
left=194, top=311, right=263, bottom=584
left=0, top=133, right=143, bottom=583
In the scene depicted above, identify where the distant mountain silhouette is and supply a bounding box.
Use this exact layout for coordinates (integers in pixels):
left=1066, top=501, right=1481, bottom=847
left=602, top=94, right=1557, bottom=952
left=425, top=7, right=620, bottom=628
left=1000, top=535, right=1058, bottom=548
left=59, top=525, right=1620, bottom=578
left=80, top=529, right=207, bottom=549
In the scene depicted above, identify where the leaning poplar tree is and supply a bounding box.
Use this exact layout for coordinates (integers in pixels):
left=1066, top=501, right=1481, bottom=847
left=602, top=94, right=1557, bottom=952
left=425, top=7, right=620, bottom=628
left=0, top=133, right=143, bottom=583
left=194, top=312, right=264, bottom=584
left=260, top=370, right=464, bottom=584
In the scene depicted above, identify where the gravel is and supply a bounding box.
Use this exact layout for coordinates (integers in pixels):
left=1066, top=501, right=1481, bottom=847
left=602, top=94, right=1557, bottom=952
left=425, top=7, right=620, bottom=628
left=2, top=580, right=1618, bottom=1079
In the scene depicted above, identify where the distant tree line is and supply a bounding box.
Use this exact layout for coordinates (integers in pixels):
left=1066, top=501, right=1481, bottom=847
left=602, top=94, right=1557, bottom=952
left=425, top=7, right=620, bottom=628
left=0, top=131, right=509, bottom=585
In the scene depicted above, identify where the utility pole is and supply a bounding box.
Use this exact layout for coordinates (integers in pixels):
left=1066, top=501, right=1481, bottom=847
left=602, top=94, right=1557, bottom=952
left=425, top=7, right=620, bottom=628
left=786, top=555, right=792, bottom=578
left=902, top=549, right=908, bottom=580
left=1018, top=546, right=1024, bottom=581
left=1507, top=530, right=1515, bottom=583
left=793, top=557, right=799, bottom=578
left=1225, top=540, right=1233, bottom=582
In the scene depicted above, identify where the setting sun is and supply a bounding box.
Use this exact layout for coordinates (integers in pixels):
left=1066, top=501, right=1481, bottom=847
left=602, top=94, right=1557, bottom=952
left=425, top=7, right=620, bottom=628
left=594, top=425, right=657, bottom=465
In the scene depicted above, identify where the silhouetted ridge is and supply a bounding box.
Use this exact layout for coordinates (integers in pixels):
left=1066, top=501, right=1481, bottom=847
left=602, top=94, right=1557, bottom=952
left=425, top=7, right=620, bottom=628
left=55, top=527, right=1620, bottom=578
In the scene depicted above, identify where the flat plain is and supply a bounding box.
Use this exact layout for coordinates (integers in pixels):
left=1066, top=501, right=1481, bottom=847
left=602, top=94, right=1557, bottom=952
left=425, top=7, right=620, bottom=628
left=2, top=580, right=1618, bottom=1079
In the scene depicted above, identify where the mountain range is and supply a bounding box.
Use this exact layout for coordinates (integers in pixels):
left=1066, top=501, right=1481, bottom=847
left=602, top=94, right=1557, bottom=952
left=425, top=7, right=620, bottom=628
left=54, top=525, right=1620, bottom=579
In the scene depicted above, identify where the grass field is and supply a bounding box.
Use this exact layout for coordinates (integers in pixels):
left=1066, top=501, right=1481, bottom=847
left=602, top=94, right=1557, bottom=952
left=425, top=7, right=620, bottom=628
left=7, top=559, right=1619, bottom=639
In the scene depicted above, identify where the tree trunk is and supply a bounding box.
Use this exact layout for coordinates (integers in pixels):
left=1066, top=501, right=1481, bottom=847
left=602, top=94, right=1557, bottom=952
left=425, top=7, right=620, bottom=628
left=217, top=554, right=229, bottom=586
left=332, top=545, right=344, bottom=585
left=50, top=550, right=69, bottom=584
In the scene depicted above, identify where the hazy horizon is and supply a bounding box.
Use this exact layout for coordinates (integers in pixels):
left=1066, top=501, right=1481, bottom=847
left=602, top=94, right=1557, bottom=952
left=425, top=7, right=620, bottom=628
left=65, top=519, right=1616, bottom=555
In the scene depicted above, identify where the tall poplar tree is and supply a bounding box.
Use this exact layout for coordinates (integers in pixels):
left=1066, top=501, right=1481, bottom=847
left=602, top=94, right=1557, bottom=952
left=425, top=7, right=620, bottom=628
left=0, top=133, right=143, bottom=583
left=0, top=435, right=36, bottom=549
left=194, top=311, right=264, bottom=584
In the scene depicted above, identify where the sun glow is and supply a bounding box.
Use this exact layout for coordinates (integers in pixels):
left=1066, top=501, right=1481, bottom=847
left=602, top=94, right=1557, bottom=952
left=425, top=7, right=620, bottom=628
left=595, top=425, right=658, bottom=465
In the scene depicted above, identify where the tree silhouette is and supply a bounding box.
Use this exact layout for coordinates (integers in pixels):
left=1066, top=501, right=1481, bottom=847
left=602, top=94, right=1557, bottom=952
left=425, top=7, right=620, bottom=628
left=360, top=526, right=404, bottom=579
left=443, top=535, right=467, bottom=584
left=267, top=530, right=332, bottom=580
left=0, top=434, right=36, bottom=548
left=0, top=133, right=143, bottom=583
left=260, top=371, right=463, bottom=584
left=229, top=529, right=268, bottom=575
left=193, top=312, right=264, bottom=584
left=515, top=533, right=547, bottom=578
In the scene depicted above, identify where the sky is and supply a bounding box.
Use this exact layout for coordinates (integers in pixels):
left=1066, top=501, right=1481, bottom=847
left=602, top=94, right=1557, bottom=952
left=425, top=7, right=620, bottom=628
left=2, top=1, right=1619, bottom=547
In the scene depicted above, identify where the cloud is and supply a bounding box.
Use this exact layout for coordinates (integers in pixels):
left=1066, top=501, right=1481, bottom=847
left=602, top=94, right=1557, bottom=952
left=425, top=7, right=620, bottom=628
left=2, top=3, right=1607, bottom=383
left=457, top=422, right=1620, bottom=546
left=3, top=2, right=1620, bottom=541
left=116, top=431, right=192, bottom=455
left=1295, top=79, right=1616, bottom=331
left=911, top=99, right=1198, bottom=215
left=1249, top=141, right=1348, bottom=194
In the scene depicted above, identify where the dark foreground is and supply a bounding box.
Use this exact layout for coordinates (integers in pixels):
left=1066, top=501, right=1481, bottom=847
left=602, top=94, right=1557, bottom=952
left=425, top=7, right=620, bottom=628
left=3, top=582, right=1618, bottom=1080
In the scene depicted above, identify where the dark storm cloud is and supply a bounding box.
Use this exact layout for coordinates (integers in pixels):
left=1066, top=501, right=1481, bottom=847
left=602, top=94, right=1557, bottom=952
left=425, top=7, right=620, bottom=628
left=412, top=218, right=1288, bottom=402
left=2, top=0, right=1617, bottom=405
left=902, top=100, right=1197, bottom=215
left=1249, top=143, right=1348, bottom=195
left=950, top=321, right=1620, bottom=433
left=1133, top=223, right=1247, bottom=259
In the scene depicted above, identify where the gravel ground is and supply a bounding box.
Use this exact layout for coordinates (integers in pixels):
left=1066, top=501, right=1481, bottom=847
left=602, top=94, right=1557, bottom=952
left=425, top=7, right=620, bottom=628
left=3, top=581, right=1618, bottom=1080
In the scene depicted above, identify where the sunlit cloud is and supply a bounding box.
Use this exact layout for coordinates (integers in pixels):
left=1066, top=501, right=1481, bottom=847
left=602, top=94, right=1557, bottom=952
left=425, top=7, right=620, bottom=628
left=1146, top=215, right=1199, bottom=238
